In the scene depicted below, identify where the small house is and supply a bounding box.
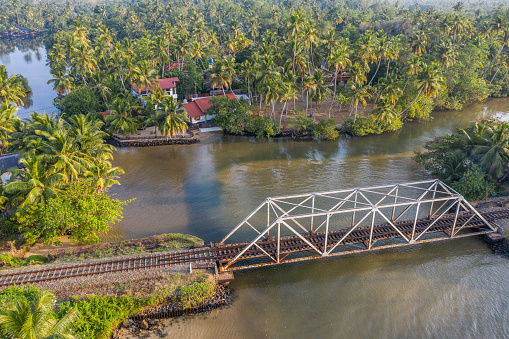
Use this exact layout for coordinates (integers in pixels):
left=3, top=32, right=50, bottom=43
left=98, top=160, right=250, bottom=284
left=182, top=93, right=237, bottom=124
left=131, top=77, right=180, bottom=101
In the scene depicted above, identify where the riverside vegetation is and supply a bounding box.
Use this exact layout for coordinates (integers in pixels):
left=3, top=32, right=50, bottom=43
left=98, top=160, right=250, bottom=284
left=0, top=274, right=218, bottom=339
left=0, top=0, right=508, bottom=139
left=1, top=0, right=509, bottom=338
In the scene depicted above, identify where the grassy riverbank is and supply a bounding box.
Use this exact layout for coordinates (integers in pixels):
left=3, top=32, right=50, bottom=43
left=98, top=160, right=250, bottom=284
left=0, top=272, right=219, bottom=339
left=0, top=232, right=224, bottom=339
left=0, top=233, right=203, bottom=269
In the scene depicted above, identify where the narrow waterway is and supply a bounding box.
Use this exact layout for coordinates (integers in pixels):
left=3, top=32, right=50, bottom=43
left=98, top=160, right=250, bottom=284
left=3, top=46, right=509, bottom=338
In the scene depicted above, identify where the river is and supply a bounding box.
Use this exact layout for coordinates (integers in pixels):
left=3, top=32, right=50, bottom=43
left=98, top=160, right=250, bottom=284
left=2, top=46, right=509, bottom=338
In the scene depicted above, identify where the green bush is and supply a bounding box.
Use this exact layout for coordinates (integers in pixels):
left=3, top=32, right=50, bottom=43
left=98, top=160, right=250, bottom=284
left=0, top=253, right=25, bottom=267
left=55, top=87, right=105, bottom=117
left=452, top=166, right=496, bottom=201
left=15, top=181, right=130, bottom=245
left=343, top=117, right=386, bottom=136
left=245, top=116, right=277, bottom=138
left=59, top=295, right=149, bottom=339
left=178, top=276, right=216, bottom=309
left=313, top=118, right=339, bottom=140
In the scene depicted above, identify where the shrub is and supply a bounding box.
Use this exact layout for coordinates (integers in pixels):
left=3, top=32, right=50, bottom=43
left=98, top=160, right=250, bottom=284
left=343, top=117, right=386, bottom=136
left=55, top=87, right=105, bottom=117
left=15, top=181, right=130, bottom=245
left=178, top=276, right=216, bottom=309
left=452, top=166, right=496, bottom=201
left=59, top=295, right=149, bottom=339
left=245, top=116, right=277, bottom=138
left=313, top=118, right=339, bottom=140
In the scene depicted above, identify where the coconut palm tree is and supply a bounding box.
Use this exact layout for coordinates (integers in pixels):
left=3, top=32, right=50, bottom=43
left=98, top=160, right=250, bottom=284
left=463, top=121, right=509, bottom=179
left=402, top=63, right=445, bottom=115
left=328, top=44, right=351, bottom=115
left=4, top=156, right=65, bottom=208
left=48, top=68, right=75, bottom=97
left=302, top=74, right=316, bottom=115
left=310, top=70, right=331, bottom=119
left=158, top=97, right=189, bottom=139
left=210, top=59, right=230, bottom=95
left=372, top=101, right=400, bottom=125
left=106, top=96, right=139, bottom=136
left=348, top=83, right=370, bottom=124
left=0, top=65, right=26, bottom=106
left=85, top=160, right=124, bottom=192
left=278, top=80, right=298, bottom=129
left=0, top=102, right=19, bottom=152
left=0, top=289, right=79, bottom=339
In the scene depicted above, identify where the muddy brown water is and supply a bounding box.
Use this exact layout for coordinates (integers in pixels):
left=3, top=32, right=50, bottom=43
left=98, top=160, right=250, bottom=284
left=111, top=99, right=509, bottom=339
left=4, top=47, right=509, bottom=338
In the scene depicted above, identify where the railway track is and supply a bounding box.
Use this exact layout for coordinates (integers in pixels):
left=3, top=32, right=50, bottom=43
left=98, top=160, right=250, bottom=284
left=1, top=209, right=508, bottom=288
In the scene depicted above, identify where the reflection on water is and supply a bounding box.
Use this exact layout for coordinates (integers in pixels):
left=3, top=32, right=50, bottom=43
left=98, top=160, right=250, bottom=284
left=113, top=98, right=509, bottom=338
left=2, top=43, right=509, bottom=337
left=167, top=238, right=509, bottom=339
left=0, top=44, right=57, bottom=119
left=109, top=98, right=509, bottom=244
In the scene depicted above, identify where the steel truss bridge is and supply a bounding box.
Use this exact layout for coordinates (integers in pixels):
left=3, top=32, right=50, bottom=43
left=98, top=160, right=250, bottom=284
left=0, top=180, right=506, bottom=287
left=213, top=179, right=499, bottom=271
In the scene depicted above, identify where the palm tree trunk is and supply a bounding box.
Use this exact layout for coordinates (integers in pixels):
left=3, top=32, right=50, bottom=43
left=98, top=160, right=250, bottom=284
left=386, top=60, right=390, bottom=78
left=491, top=66, right=502, bottom=83
left=354, top=104, right=358, bottom=124
left=402, top=87, right=423, bottom=117
left=329, top=71, right=337, bottom=118
left=485, top=43, right=505, bottom=75
left=306, top=91, right=309, bottom=115
left=368, top=59, right=381, bottom=86
left=502, top=68, right=509, bottom=82
left=279, top=100, right=287, bottom=131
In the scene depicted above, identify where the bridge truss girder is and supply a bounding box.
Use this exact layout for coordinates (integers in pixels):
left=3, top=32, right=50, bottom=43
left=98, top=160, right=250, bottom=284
left=218, top=179, right=497, bottom=271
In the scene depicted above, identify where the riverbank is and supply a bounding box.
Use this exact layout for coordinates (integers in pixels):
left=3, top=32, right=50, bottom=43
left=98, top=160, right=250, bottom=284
left=0, top=232, right=233, bottom=339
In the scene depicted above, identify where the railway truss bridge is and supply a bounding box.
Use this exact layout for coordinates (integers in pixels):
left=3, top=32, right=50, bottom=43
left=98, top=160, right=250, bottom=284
left=0, top=179, right=507, bottom=287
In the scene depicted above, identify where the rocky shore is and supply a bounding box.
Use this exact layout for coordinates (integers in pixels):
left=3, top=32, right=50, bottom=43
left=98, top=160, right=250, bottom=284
left=110, top=137, right=199, bottom=148
left=115, top=286, right=233, bottom=339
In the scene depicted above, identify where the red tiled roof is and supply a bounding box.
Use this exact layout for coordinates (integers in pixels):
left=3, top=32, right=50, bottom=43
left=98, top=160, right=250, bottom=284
left=182, top=101, right=203, bottom=118
left=98, top=110, right=111, bottom=118
left=164, top=61, right=185, bottom=72
left=132, top=77, right=180, bottom=94
left=182, top=93, right=238, bottom=118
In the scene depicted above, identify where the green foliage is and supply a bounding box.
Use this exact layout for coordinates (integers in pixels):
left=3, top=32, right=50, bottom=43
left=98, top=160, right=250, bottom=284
left=343, top=117, right=390, bottom=136
left=178, top=276, right=216, bottom=309
left=58, top=295, right=148, bottom=339
left=55, top=87, right=106, bottom=117
left=0, top=253, right=25, bottom=267
left=209, top=96, right=252, bottom=135
left=313, top=118, right=340, bottom=140
left=415, top=120, right=509, bottom=199
left=168, top=61, right=205, bottom=101
left=404, top=96, right=434, bottom=121
left=292, top=115, right=315, bottom=134
left=414, top=133, right=467, bottom=175
left=14, top=181, right=130, bottom=245
left=0, top=285, right=79, bottom=339
left=452, top=166, right=496, bottom=201
left=245, top=116, right=277, bottom=138
left=11, top=74, right=31, bottom=94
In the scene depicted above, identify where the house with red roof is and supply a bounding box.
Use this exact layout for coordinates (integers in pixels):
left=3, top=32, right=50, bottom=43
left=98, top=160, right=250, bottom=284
left=182, top=93, right=237, bottom=124
left=131, top=77, right=180, bottom=101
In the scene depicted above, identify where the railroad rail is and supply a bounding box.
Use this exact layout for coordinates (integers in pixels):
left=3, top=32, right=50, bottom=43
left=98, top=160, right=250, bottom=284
left=0, top=208, right=507, bottom=288
left=0, top=180, right=506, bottom=288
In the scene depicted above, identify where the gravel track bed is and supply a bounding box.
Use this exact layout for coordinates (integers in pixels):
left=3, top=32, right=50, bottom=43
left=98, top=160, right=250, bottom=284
left=36, top=265, right=191, bottom=299
left=0, top=247, right=194, bottom=275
